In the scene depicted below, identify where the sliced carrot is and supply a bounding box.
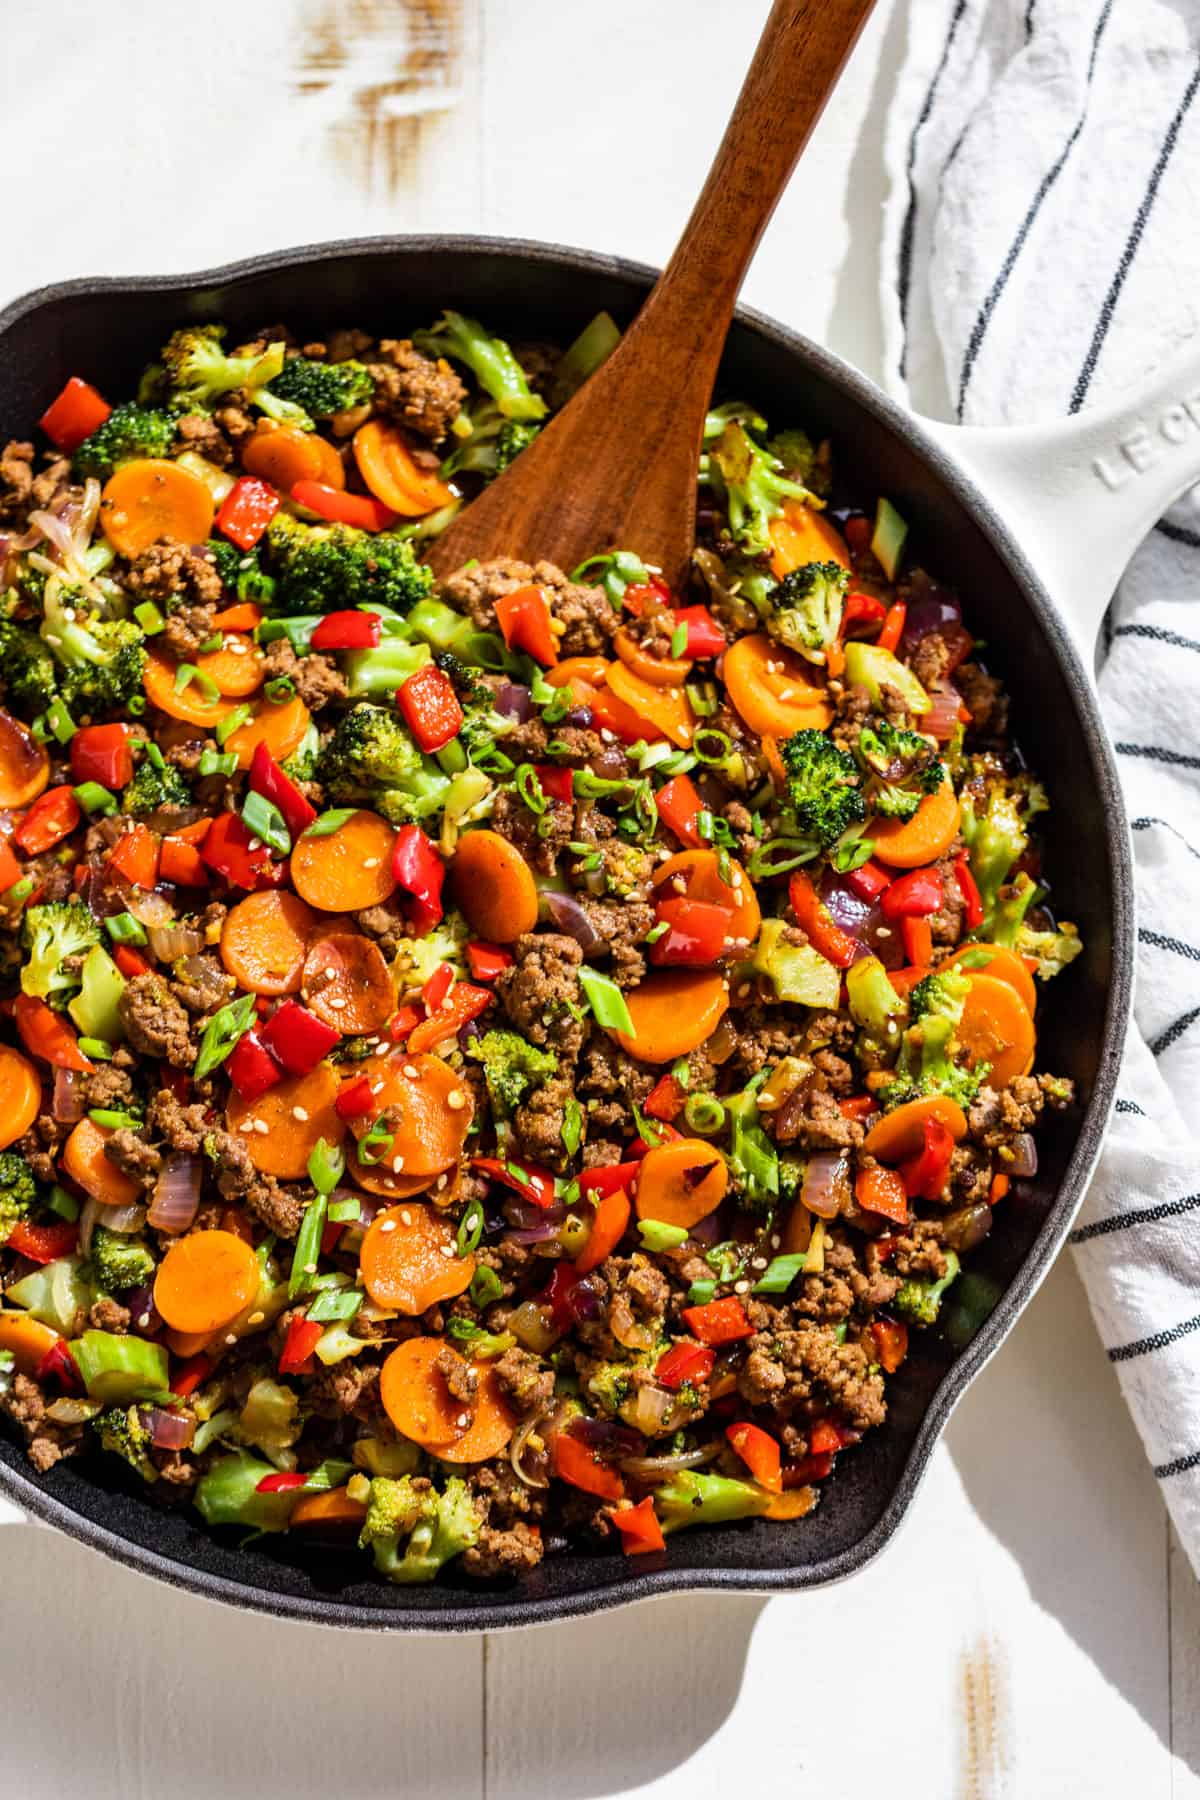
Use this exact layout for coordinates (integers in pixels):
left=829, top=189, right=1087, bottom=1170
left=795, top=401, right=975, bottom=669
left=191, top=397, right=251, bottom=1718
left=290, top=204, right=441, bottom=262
left=613, top=627, right=692, bottom=688
left=722, top=633, right=833, bottom=736
left=944, top=942, right=1037, bottom=1017
left=360, top=1201, right=475, bottom=1314
left=61, top=1118, right=140, bottom=1208
left=863, top=1094, right=969, bottom=1163
left=302, top=932, right=396, bottom=1033
left=353, top=420, right=455, bottom=517
left=142, top=647, right=236, bottom=728
left=0, top=1044, right=41, bottom=1151
left=224, top=692, right=312, bottom=771
left=195, top=633, right=266, bottom=699
left=957, top=972, right=1036, bottom=1090
left=379, top=1337, right=465, bottom=1446
left=99, top=459, right=215, bottom=559
left=225, top=1064, right=345, bottom=1179
left=575, top=1186, right=631, bottom=1274
left=544, top=656, right=610, bottom=693
left=635, top=1137, right=728, bottom=1228
left=870, top=779, right=961, bottom=869
left=614, top=969, right=729, bottom=1065
left=289, top=1486, right=368, bottom=1530
left=346, top=1051, right=472, bottom=1180
left=605, top=662, right=696, bottom=747
left=220, top=890, right=317, bottom=995
left=768, top=500, right=851, bottom=578
left=650, top=849, right=761, bottom=949
left=0, top=709, right=50, bottom=809
left=764, top=1487, right=818, bottom=1521
left=0, top=1313, right=62, bottom=1373
left=290, top=809, right=397, bottom=912
left=450, top=829, right=539, bottom=942
left=211, top=602, right=264, bottom=632
left=436, top=1362, right=518, bottom=1463
left=346, top=1157, right=446, bottom=1202
left=153, top=1229, right=261, bottom=1334
left=241, top=419, right=344, bottom=492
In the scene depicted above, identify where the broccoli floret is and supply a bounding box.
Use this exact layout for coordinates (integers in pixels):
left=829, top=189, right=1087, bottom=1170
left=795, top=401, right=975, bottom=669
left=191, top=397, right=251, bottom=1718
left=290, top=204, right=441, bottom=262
left=584, top=1362, right=636, bottom=1416
left=21, top=901, right=101, bottom=1002
left=1017, top=919, right=1083, bottom=980
left=0, top=620, right=59, bottom=719
left=72, top=403, right=176, bottom=483
left=265, top=511, right=433, bottom=617
left=879, top=966, right=984, bottom=1112
left=856, top=718, right=944, bottom=821
left=358, top=1474, right=481, bottom=1584
left=433, top=650, right=491, bottom=709
left=412, top=312, right=547, bottom=423
left=468, top=1028, right=557, bottom=1115
left=442, top=398, right=542, bottom=479
left=760, top=560, right=849, bottom=664
left=767, top=427, right=817, bottom=485
left=706, top=420, right=814, bottom=556
left=205, top=539, right=276, bottom=607
left=314, top=702, right=450, bottom=823
left=123, top=757, right=191, bottom=817
left=779, top=729, right=866, bottom=849
left=894, top=1250, right=961, bottom=1327
left=93, top=1405, right=156, bottom=1481
left=0, top=1151, right=37, bottom=1248
left=264, top=356, right=374, bottom=427
left=391, top=913, right=470, bottom=990
left=960, top=785, right=1028, bottom=934
left=40, top=580, right=145, bottom=717
left=281, top=720, right=321, bottom=785
left=157, top=324, right=284, bottom=415
left=654, top=1470, right=772, bottom=1535
left=89, top=1225, right=155, bottom=1295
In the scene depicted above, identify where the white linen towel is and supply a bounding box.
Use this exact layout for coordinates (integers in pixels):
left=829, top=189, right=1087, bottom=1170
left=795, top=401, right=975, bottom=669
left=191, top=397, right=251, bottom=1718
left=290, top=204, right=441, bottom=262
left=882, top=0, right=1200, bottom=1570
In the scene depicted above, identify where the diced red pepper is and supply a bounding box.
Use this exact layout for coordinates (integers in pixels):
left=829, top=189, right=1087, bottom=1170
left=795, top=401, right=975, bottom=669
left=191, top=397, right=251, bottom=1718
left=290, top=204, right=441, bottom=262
left=649, top=896, right=732, bottom=968
left=578, top=1160, right=642, bottom=1200
left=643, top=1073, right=686, bottom=1122
left=320, top=1219, right=344, bottom=1256
left=789, top=872, right=858, bottom=969
left=259, top=1000, right=340, bottom=1074
left=227, top=1027, right=284, bottom=1100
left=171, top=1353, right=213, bottom=1399
left=278, top=1315, right=324, bottom=1376
left=390, top=823, right=445, bottom=935
left=256, top=1470, right=310, bottom=1494
left=726, top=1421, right=783, bottom=1492
left=782, top=1452, right=835, bottom=1485
left=954, top=852, right=984, bottom=931
left=201, top=811, right=284, bottom=891
left=855, top=1164, right=909, bottom=1225
left=471, top=1155, right=556, bottom=1210
left=535, top=764, right=575, bottom=806
left=877, top=601, right=907, bottom=654
left=421, top=962, right=456, bottom=1013
left=39, top=377, right=111, bottom=451
left=407, top=980, right=492, bottom=1054
left=35, top=1337, right=84, bottom=1394
left=543, top=1260, right=586, bottom=1330
left=838, top=1094, right=877, bottom=1123
left=656, top=1341, right=715, bottom=1390
left=310, top=610, right=382, bottom=652
left=159, top=1065, right=192, bottom=1104
left=899, top=1115, right=956, bottom=1201
left=0, top=836, right=20, bottom=891
left=291, top=479, right=398, bottom=532
left=621, top=577, right=674, bottom=616
left=13, top=993, right=93, bottom=1071
left=494, top=586, right=559, bottom=666
left=880, top=867, right=943, bottom=921
left=387, top=1002, right=424, bottom=1042
left=871, top=1317, right=909, bottom=1373
left=554, top=1430, right=625, bottom=1501
left=248, top=741, right=318, bottom=843
left=589, top=684, right=651, bottom=744
left=654, top=772, right=705, bottom=848
left=465, top=941, right=513, bottom=983
left=335, top=1074, right=376, bottom=1121
left=900, top=916, right=933, bottom=967
left=681, top=1297, right=754, bottom=1346
left=807, top=1417, right=843, bottom=1457
left=70, top=724, right=133, bottom=791
left=14, top=786, right=80, bottom=856
left=672, top=605, right=726, bottom=658
left=112, top=945, right=152, bottom=980
left=608, top=1496, right=666, bottom=1556
left=841, top=591, right=888, bottom=638
left=6, top=1218, right=79, bottom=1263
left=843, top=515, right=873, bottom=555
left=107, top=821, right=161, bottom=891
left=845, top=858, right=890, bottom=902
left=216, top=475, right=280, bottom=550
left=397, top=662, right=464, bottom=754
left=160, top=820, right=211, bottom=888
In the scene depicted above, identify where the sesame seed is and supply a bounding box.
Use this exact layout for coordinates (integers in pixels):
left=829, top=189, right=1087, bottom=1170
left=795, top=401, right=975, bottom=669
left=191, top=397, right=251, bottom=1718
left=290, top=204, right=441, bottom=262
left=399, top=1210, right=412, bottom=1226
left=766, top=660, right=782, bottom=674
left=363, top=856, right=380, bottom=869
left=325, top=966, right=338, bottom=980
left=735, top=981, right=752, bottom=1000
left=456, top=1413, right=469, bottom=1429
left=435, top=1173, right=448, bottom=1191
left=44, top=634, right=62, bottom=647
left=304, top=1262, right=317, bottom=1275
left=391, top=1155, right=405, bottom=1173
left=238, top=1119, right=254, bottom=1133
left=440, top=1243, right=455, bottom=1258
left=137, top=1314, right=151, bottom=1329
left=374, top=1044, right=388, bottom=1057
left=734, top=1280, right=750, bottom=1294
left=446, top=1089, right=466, bottom=1110
left=364, top=1036, right=379, bottom=1046
left=670, top=875, right=686, bottom=893
left=778, top=688, right=796, bottom=702
left=224, top=1333, right=238, bottom=1346
left=599, top=728, right=616, bottom=743
left=62, top=607, right=76, bottom=622
left=247, top=837, right=262, bottom=853
left=770, top=1234, right=781, bottom=1249
left=228, top=637, right=248, bottom=655
left=247, top=1310, right=265, bottom=1325
left=751, top=1257, right=768, bottom=1271
left=381, top=1219, right=397, bottom=1233
left=253, top=1119, right=269, bottom=1135
left=875, top=926, right=892, bottom=939
left=292, top=1105, right=309, bottom=1122
left=403, top=1063, right=418, bottom=1079
left=372, top=1081, right=384, bottom=1094
left=325, top=995, right=346, bottom=1009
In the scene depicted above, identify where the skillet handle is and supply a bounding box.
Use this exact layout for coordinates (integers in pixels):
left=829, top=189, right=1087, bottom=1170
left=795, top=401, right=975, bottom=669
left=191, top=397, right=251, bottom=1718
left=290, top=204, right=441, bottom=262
left=919, top=344, right=1200, bottom=678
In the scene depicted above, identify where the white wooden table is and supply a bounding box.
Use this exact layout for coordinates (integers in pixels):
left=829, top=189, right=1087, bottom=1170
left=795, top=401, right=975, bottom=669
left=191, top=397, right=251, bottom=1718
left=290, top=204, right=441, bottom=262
left=2, top=4, right=1197, bottom=1793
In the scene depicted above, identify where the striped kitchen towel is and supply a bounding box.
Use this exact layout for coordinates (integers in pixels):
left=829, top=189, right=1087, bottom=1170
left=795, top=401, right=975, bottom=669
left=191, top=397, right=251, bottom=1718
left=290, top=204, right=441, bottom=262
left=881, top=0, right=1200, bottom=1569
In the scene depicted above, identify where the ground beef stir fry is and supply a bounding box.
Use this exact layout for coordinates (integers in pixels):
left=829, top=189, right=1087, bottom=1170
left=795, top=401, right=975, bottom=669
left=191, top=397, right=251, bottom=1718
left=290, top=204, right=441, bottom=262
left=0, top=313, right=1082, bottom=1582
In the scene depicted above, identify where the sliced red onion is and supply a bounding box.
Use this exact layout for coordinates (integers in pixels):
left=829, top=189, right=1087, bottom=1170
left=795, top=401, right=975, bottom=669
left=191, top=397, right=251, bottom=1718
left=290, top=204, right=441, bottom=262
left=124, top=1283, right=163, bottom=1336
left=507, top=1195, right=565, bottom=1231
left=924, top=683, right=964, bottom=744
left=52, top=1066, right=85, bottom=1124
left=147, top=1152, right=202, bottom=1235
left=686, top=1209, right=722, bottom=1245
left=609, top=1293, right=655, bottom=1353
left=139, top=1407, right=196, bottom=1451
left=818, top=876, right=872, bottom=938
left=940, top=1202, right=993, bottom=1255
left=126, top=890, right=176, bottom=930
left=626, top=1381, right=676, bottom=1436
left=458, top=1017, right=485, bottom=1052
left=1008, top=1133, right=1039, bottom=1178
left=563, top=1273, right=605, bottom=1323
left=147, top=925, right=205, bottom=965
left=801, top=1150, right=851, bottom=1219
left=496, top=682, right=533, bottom=721
left=509, top=1410, right=551, bottom=1488
left=859, top=902, right=905, bottom=970
left=571, top=1416, right=644, bottom=1460
left=542, top=889, right=602, bottom=953
left=101, top=1202, right=148, bottom=1235
left=505, top=1222, right=563, bottom=1247
left=78, top=1195, right=100, bottom=1257
left=564, top=705, right=593, bottom=729
left=898, top=581, right=962, bottom=652
left=620, top=1442, right=720, bottom=1478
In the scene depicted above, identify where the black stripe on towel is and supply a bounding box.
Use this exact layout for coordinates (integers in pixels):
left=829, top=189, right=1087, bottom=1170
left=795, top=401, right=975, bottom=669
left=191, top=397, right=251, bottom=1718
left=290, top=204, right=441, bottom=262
left=897, top=0, right=969, bottom=379
left=1150, top=1006, right=1200, bottom=1057
left=1154, top=1449, right=1200, bottom=1480
left=1109, top=1310, right=1200, bottom=1362
left=1113, top=622, right=1200, bottom=655
left=1114, top=1098, right=1146, bottom=1116
left=1071, top=1191, right=1200, bottom=1244
left=1156, top=520, right=1200, bottom=549
left=1116, top=743, right=1200, bottom=770
left=1139, top=928, right=1200, bottom=963
left=1130, top=817, right=1200, bottom=861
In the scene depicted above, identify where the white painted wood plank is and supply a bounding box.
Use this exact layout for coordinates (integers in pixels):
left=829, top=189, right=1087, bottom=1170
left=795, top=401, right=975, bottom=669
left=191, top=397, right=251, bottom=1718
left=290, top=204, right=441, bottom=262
left=1170, top=1523, right=1200, bottom=1795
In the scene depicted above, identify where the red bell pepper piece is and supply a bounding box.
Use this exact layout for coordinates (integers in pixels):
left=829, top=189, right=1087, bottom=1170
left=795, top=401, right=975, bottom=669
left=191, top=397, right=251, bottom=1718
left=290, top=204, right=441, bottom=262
left=656, top=1341, right=715, bottom=1390
left=256, top=1470, right=310, bottom=1493
left=407, top=980, right=492, bottom=1054
left=681, top=1297, right=753, bottom=1346
left=542, top=1260, right=585, bottom=1330
left=227, top=1028, right=284, bottom=1100
left=554, top=1430, right=625, bottom=1501
left=788, top=872, right=858, bottom=969
left=397, top=662, right=464, bottom=754
left=643, top=1072, right=686, bottom=1122
left=877, top=601, right=907, bottom=654
left=39, top=377, right=111, bottom=451
left=108, top=821, right=161, bottom=890
left=216, top=475, right=280, bottom=550
left=535, top=764, right=575, bottom=806
left=112, top=945, right=152, bottom=979
left=391, top=824, right=445, bottom=935
left=845, top=858, right=890, bottom=902
left=201, top=811, right=284, bottom=890
left=13, top=993, right=93, bottom=1071
left=160, top=819, right=211, bottom=887
left=621, top=577, right=673, bottom=615
left=0, top=836, right=21, bottom=891
left=335, top=1074, right=376, bottom=1120
left=855, top=1164, right=909, bottom=1225
left=35, top=1337, right=84, bottom=1394
left=171, top=1353, right=213, bottom=1399
left=672, top=605, right=726, bottom=658
left=465, top=940, right=513, bottom=982
left=625, top=1123, right=682, bottom=1159
left=578, top=1160, right=641, bottom=1199
left=899, top=1115, right=956, bottom=1201
left=494, top=586, right=559, bottom=666
left=7, top=1218, right=79, bottom=1263
left=291, top=479, right=397, bottom=532
left=259, top=999, right=340, bottom=1074
left=954, top=852, right=984, bottom=931
left=880, top=867, right=943, bottom=921
left=278, top=1316, right=324, bottom=1377
left=654, top=772, right=705, bottom=848
left=69, top=723, right=133, bottom=791
left=782, top=1452, right=835, bottom=1485
left=309, top=610, right=382, bottom=652
left=838, top=1095, right=877, bottom=1124
left=14, top=786, right=80, bottom=856
left=421, top=962, right=456, bottom=1013
left=387, top=1002, right=424, bottom=1042
left=807, top=1418, right=844, bottom=1457
left=900, top=916, right=934, bottom=967
left=589, top=684, right=651, bottom=744
left=649, top=897, right=732, bottom=968
left=726, top=1421, right=783, bottom=1492
left=248, top=742, right=317, bottom=842
left=841, top=591, right=888, bottom=638
left=871, top=1317, right=909, bottom=1373
left=608, top=1496, right=666, bottom=1556
left=471, top=1155, right=556, bottom=1210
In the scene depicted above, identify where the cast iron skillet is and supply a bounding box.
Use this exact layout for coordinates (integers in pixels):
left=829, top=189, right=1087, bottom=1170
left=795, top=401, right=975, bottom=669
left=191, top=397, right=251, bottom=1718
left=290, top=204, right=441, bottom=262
left=0, top=236, right=1133, bottom=1631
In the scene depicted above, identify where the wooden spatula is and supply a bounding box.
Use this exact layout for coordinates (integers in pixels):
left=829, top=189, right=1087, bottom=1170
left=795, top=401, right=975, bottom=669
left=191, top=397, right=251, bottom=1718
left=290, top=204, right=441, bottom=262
left=425, top=0, right=878, bottom=592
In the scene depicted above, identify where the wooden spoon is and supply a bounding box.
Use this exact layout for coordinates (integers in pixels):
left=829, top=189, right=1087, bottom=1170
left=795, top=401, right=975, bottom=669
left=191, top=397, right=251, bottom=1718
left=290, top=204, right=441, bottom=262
left=426, top=0, right=878, bottom=592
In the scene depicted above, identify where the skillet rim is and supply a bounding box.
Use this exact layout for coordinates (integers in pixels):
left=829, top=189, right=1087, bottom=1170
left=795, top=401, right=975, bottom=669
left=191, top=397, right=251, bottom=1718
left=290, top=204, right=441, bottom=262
left=0, top=234, right=1134, bottom=1631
